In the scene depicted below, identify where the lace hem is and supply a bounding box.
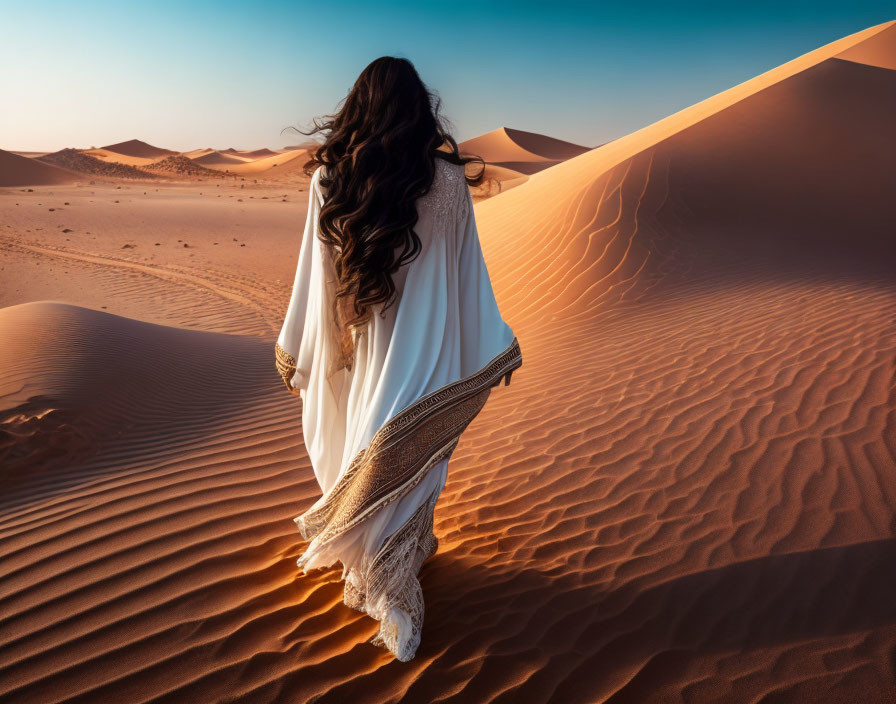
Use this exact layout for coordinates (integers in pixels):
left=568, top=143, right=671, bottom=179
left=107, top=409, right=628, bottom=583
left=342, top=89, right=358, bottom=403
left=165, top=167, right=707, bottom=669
left=341, top=483, right=441, bottom=661
left=294, top=336, right=522, bottom=549
left=293, top=335, right=523, bottom=660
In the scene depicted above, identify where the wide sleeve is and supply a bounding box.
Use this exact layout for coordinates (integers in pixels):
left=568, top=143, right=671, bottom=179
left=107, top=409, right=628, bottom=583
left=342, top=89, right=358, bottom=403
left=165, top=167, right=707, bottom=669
left=455, top=178, right=520, bottom=384
left=275, top=167, right=323, bottom=394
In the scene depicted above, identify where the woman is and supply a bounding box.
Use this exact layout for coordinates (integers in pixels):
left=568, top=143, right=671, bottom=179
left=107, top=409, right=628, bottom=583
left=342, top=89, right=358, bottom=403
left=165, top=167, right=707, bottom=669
left=275, top=56, right=522, bottom=662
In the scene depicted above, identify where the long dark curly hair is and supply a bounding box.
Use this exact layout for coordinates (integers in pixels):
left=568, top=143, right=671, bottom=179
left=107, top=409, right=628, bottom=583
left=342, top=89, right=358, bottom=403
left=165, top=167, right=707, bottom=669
left=284, top=56, right=484, bottom=373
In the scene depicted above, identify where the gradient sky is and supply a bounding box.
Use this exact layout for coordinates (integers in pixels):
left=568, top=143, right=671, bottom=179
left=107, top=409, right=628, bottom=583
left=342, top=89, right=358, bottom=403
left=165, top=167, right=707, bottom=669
left=1, top=0, right=892, bottom=152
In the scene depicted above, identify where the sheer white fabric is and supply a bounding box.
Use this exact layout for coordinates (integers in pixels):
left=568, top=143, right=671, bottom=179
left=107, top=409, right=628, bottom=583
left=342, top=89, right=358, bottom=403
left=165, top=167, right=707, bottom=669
left=276, top=158, right=517, bottom=660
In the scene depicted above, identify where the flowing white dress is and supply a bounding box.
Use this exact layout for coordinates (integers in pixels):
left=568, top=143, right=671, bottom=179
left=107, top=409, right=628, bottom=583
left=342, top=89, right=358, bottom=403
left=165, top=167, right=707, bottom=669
left=275, top=157, right=522, bottom=661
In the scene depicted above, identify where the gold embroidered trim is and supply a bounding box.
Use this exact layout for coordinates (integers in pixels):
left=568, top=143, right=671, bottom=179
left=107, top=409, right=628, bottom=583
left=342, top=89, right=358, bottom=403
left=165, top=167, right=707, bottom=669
left=275, top=342, right=299, bottom=393
left=294, top=335, right=522, bottom=550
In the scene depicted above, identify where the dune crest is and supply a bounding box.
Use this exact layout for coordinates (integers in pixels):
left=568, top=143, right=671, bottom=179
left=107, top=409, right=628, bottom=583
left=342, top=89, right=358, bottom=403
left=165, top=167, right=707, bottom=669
left=503, top=19, right=896, bottom=194
left=835, top=21, right=896, bottom=69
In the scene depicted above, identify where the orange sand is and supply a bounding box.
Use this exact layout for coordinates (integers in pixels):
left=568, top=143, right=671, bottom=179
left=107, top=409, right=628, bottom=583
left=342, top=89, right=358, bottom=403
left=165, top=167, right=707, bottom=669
left=0, top=19, right=895, bottom=704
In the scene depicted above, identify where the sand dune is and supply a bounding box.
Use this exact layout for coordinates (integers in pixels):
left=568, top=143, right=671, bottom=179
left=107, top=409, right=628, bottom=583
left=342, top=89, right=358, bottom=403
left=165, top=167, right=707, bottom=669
left=180, top=148, right=216, bottom=159
left=0, top=302, right=234, bottom=492
left=519, top=20, right=896, bottom=193
left=463, top=18, right=896, bottom=702
left=37, top=149, right=158, bottom=181
left=100, top=139, right=178, bottom=160
left=460, top=126, right=590, bottom=175
left=238, top=148, right=279, bottom=159
left=283, top=141, right=321, bottom=152
left=0, top=148, right=82, bottom=187
left=223, top=148, right=310, bottom=179
left=186, top=148, right=279, bottom=163
left=458, top=126, right=588, bottom=196
left=175, top=148, right=309, bottom=176
left=139, top=156, right=234, bottom=179
left=80, top=149, right=160, bottom=167
left=835, top=21, right=896, bottom=69
left=191, top=150, right=250, bottom=166
left=0, top=18, right=895, bottom=704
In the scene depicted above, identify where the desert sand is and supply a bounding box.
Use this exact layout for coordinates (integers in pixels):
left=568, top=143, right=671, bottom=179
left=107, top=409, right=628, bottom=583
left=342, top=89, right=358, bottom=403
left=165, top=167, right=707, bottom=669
left=0, top=19, right=895, bottom=704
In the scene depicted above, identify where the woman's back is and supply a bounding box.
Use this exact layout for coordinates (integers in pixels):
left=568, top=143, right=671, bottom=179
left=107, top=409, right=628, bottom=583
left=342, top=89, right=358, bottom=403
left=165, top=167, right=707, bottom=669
left=298, top=153, right=512, bottom=489
left=317, top=156, right=470, bottom=307
left=275, top=56, right=522, bottom=662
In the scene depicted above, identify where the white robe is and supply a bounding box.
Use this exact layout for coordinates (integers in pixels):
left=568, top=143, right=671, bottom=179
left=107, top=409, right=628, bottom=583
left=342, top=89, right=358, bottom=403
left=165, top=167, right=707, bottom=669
left=275, top=157, right=521, bottom=661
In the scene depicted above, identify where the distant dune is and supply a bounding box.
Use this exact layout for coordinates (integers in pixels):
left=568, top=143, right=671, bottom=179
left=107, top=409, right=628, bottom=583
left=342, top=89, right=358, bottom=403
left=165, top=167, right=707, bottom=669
left=80, top=148, right=159, bottom=167
left=238, top=148, right=278, bottom=159
left=197, top=148, right=279, bottom=160
left=0, top=148, right=82, bottom=187
left=100, top=138, right=178, bottom=159
left=191, top=150, right=249, bottom=166
left=283, top=141, right=321, bottom=152
left=180, top=147, right=216, bottom=159
left=460, top=126, right=590, bottom=174
left=1, top=144, right=312, bottom=185
left=140, top=155, right=232, bottom=179
left=38, top=149, right=158, bottom=180
left=203, top=148, right=277, bottom=160
left=7, top=151, right=53, bottom=159
left=458, top=126, right=590, bottom=196
left=223, top=148, right=309, bottom=177
left=3, top=141, right=411, bottom=186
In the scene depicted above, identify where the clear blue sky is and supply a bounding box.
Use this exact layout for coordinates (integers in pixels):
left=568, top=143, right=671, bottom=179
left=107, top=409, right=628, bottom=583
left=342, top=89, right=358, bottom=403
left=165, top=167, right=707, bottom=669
left=1, top=0, right=892, bottom=152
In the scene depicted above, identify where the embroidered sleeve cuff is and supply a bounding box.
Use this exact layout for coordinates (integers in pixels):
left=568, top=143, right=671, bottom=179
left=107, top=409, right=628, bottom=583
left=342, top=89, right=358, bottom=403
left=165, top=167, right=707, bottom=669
left=275, top=342, right=301, bottom=394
